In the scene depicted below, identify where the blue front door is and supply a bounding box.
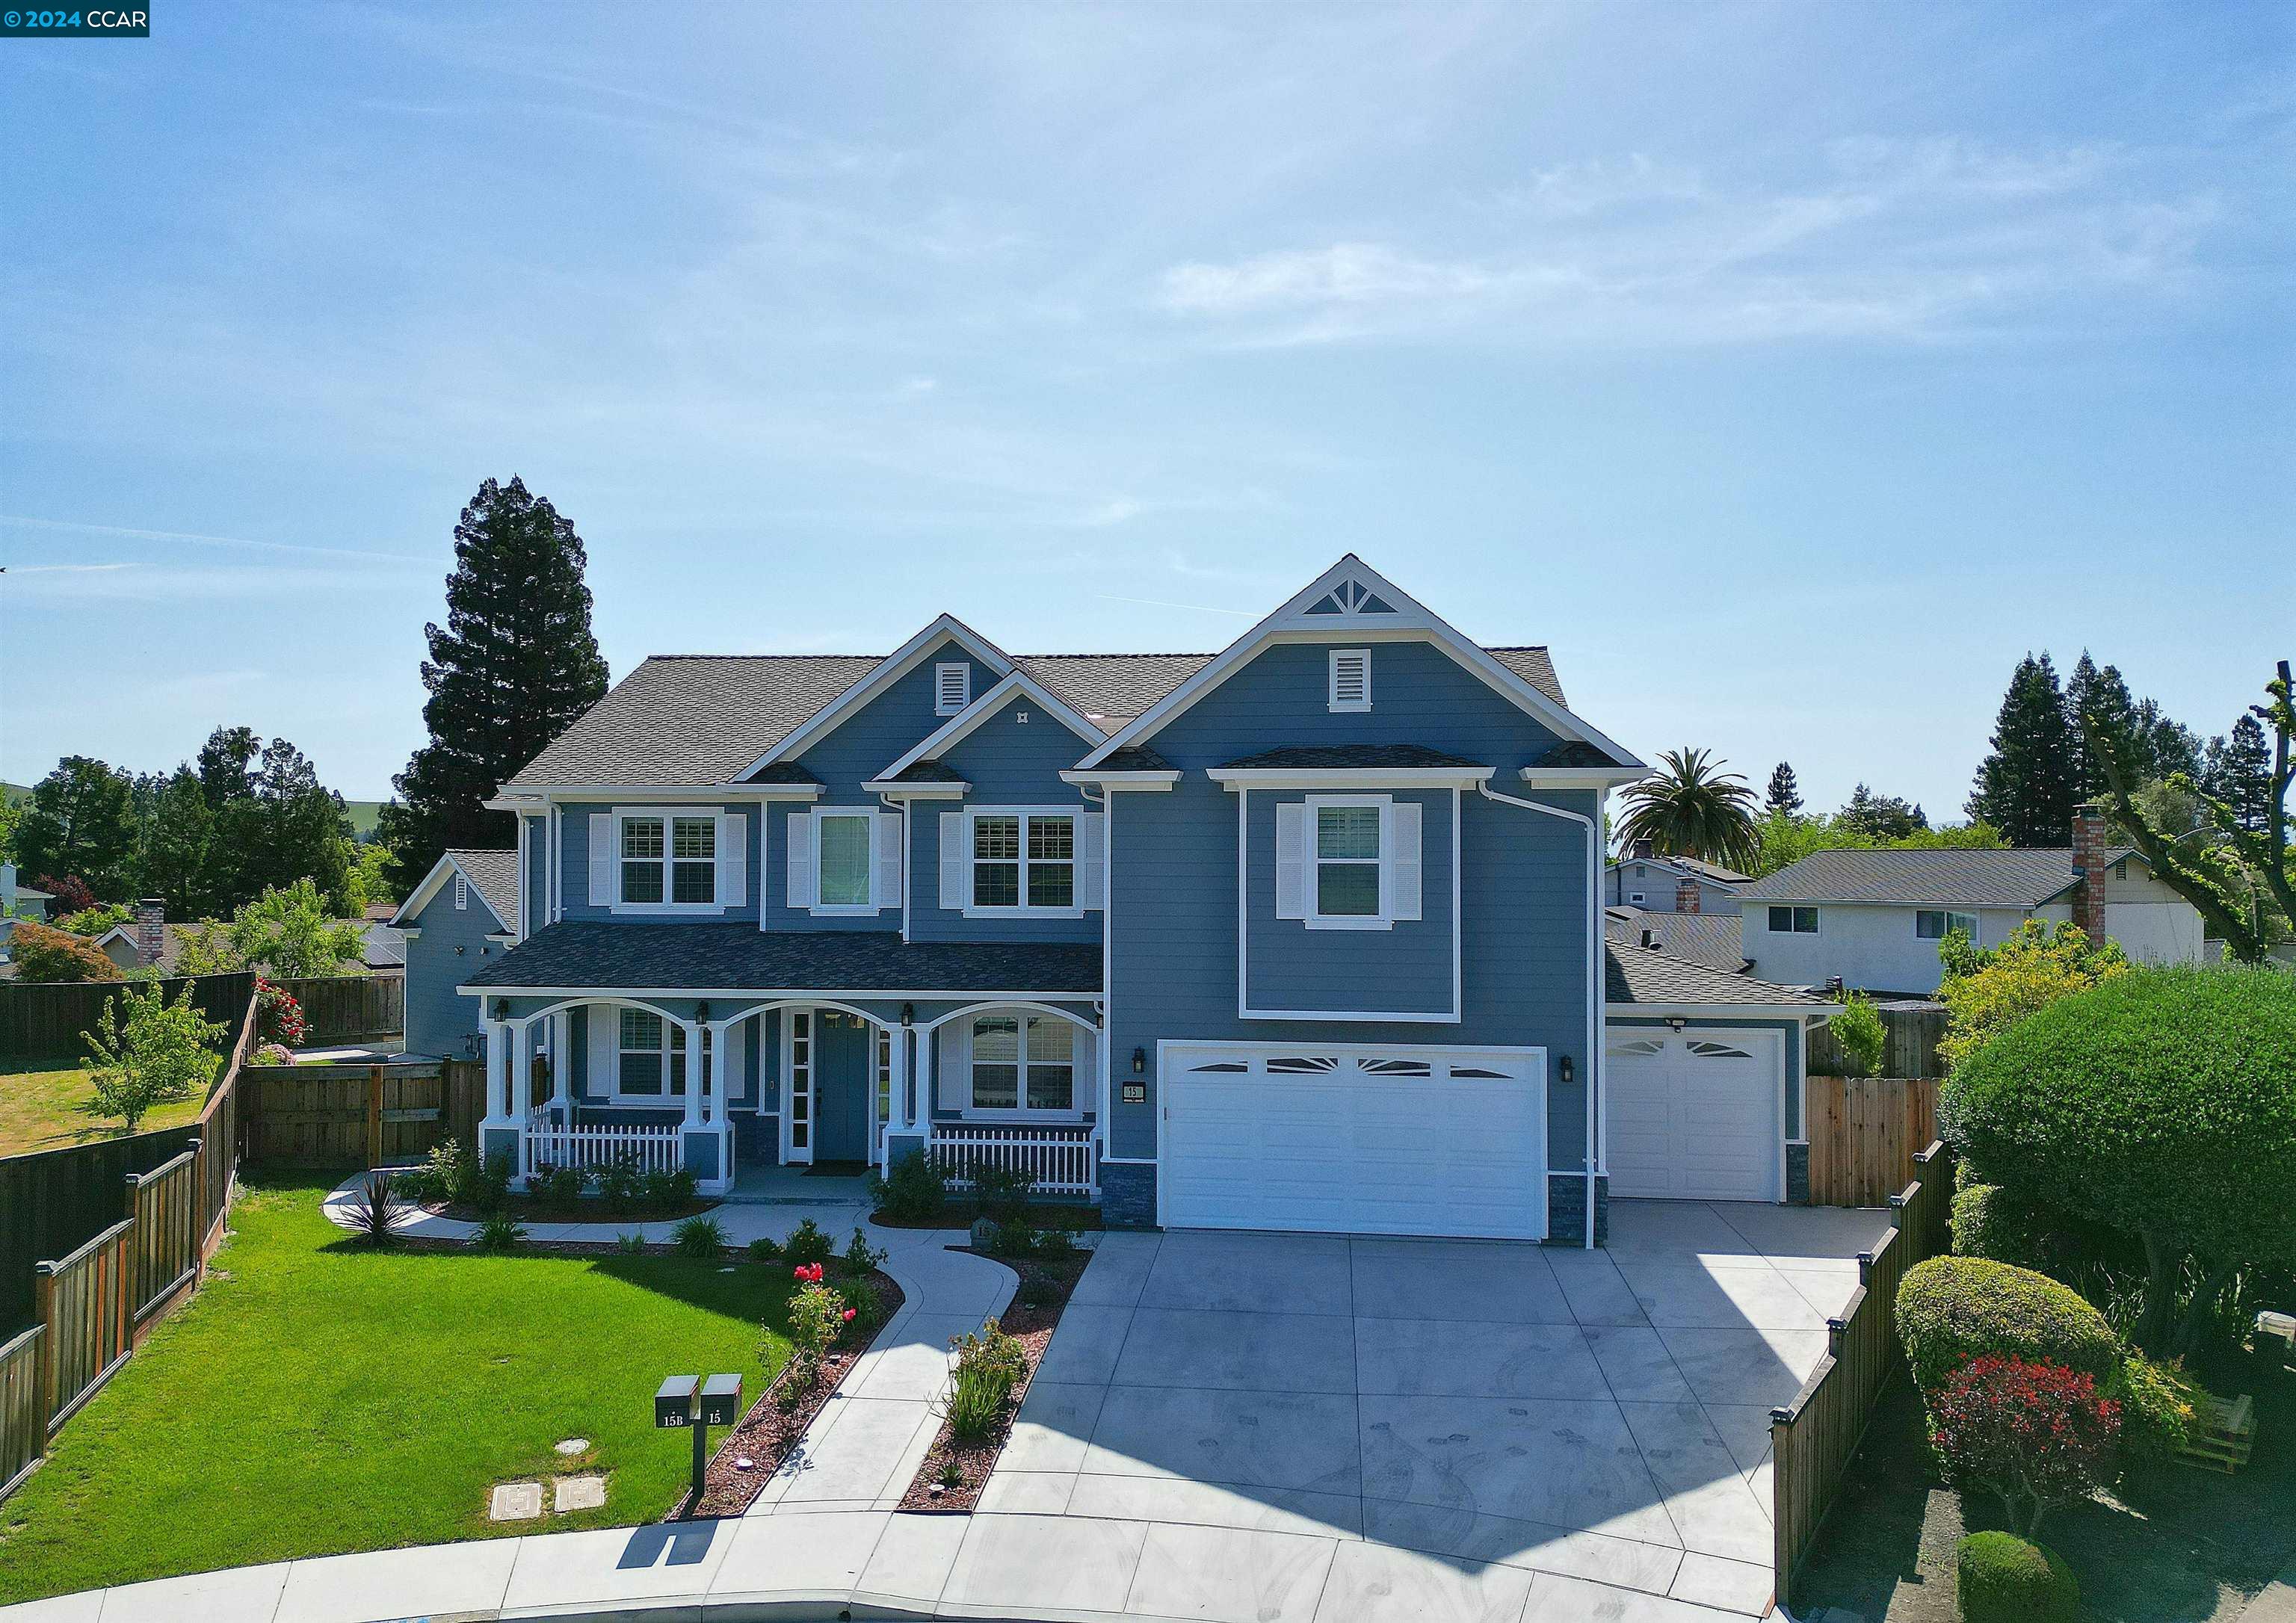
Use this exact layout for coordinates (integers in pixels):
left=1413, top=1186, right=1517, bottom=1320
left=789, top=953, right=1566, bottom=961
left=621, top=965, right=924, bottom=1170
left=815, top=1012, right=871, bottom=1163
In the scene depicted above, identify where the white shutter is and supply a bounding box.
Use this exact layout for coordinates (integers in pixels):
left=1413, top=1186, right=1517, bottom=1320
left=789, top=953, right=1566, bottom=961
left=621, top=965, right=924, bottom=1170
left=1274, top=803, right=1308, bottom=920
left=873, top=811, right=905, bottom=911
left=1390, top=801, right=1423, bottom=922
left=939, top=1018, right=970, bottom=1110
left=1076, top=812, right=1105, bottom=909
left=588, top=1008, right=617, bottom=1099
left=589, top=814, right=616, bottom=908
left=718, top=813, right=747, bottom=907
left=785, top=811, right=816, bottom=909
left=939, top=812, right=967, bottom=910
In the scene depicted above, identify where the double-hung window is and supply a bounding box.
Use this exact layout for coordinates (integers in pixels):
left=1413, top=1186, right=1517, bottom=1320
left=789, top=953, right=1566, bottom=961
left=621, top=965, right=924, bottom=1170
left=1768, top=906, right=1819, bottom=934
left=1274, top=794, right=1421, bottom=930
left=1916, top=909, right=1977, bottom=942
left=616, top=1010, right=690, bottom=1100
left=817, top=812, right=874, bottom=909
left=973, top=812, right=1074, bottom=911
left=969, top=1014, right=1075, bottom=1113
left=1315, top=803, right=1382, bottom=919
left=617, top=812, right=717, bottom=907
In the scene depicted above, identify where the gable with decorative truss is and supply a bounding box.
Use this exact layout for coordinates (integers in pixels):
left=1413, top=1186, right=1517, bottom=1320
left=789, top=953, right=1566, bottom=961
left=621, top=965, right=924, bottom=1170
left=1301, top=576, right=1399, bottom=617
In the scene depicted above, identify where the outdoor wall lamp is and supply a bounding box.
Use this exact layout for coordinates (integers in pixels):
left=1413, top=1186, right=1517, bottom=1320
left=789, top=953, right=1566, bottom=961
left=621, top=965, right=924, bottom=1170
left=1132, top=1046, right=1146, bottom=1075
left=694, top=1001, right=710, bottom=1024
left=490, top=999, right=508, bottom=1022
left=1558, top=1055, right=1575, bottom=1086
left=901, top=1003, right=914, bottom=1028
left=1666, top=1017, right=1688, bottom=1033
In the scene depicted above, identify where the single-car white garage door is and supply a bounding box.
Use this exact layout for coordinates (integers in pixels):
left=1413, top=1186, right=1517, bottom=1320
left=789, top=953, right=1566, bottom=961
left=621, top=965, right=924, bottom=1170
left=1605, top=1031, right=1781, bottom=1202
left=1159, top=1042, right=1546, bottom=1239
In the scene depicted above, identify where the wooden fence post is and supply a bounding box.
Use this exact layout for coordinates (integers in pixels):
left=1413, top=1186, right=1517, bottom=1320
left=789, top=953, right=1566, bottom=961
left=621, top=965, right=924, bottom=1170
left=366, top=1066, right=384, bottom=1169
left=33, top=1266, right=57, bottom=1427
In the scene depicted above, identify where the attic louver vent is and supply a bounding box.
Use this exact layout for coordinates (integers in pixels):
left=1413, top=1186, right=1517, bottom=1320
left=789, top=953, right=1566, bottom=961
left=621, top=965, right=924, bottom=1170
left=1328, top=649, right=1371, bottom=713
left=934, top=663, right=971, bottom=717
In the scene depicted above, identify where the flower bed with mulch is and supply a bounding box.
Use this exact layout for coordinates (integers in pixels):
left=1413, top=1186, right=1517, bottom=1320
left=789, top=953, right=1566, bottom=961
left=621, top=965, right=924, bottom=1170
left=868, top=1202, right=1103, bottom=1231
left=673, top=1268, right=908, bottom=1518
left=898, top=1246, right=1090, bottom=1512
left=421, top=1193, right=720, bottom=1224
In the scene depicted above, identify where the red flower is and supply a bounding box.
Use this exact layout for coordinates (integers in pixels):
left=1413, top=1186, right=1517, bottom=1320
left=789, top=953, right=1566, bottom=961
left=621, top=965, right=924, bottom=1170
left=842, top=1308, right=857, bottom=1322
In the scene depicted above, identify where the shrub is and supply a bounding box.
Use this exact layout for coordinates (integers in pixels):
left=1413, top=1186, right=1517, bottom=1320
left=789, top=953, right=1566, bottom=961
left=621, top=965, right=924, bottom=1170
left=253, top=977, right=309, bottom=1047
left=867, top=1151, right=947, bottom=1223
left=470, top=1212, right=527, bottom=1252
left=988, top=1222, right=1038, bottom=1261
left=248, top=1042, right=295, bottom=1068
left=616, top=1231, right=648, bottom=1255
left=1031, top=1224, right=1078, bottom=1261
left=1937, top=918, right=2129, bottom=1071
left=10, top=921, right=121, bottom=983
left=58, top=902, right=133, bottom=938
left=843, top=1228, right=886, bottom=1276
left=2111, top=1352, right=2200, bottom=1461
left=783, top=1217, right=836, bottom=1269
left=1942, top=966, right=2296, bottom=1353
left=942, top=1319, right=1027, bottom=1442
left=229, top=880, right=363, bottom=978
left=172, top=920, right=247, bottom=975
left=1898, top=1256, right=2120, bottom=1394
left=79, top=980, right=227, bottom=1130
left=404, top=1137, right=466, bottom=1203
left=747, top=1234, right=781, bottom=1262
left=469, top=1149, right=515, bottom=1215
left=345, top=1172, right=403, bottom=1247
left=597, top=1152, right=641, bottom=1213
left=533, top=1163, right=589, bottom=1209
left=673, top=1215, right=726, bottom=1259
left=838, top=1277, right=889, bottom=1336
left=1831, top=992, right=1888, bottom=1078
left=967, top=1161, right=1035, bottom=1225
left=33, top=874, right=99, bottom=915
left=638, top=1166, right=697, bottom=1211
left=1928, top=1356, right=2118, bottom=1539
left=1957, top=1532, right=2079, bottom=1623
left=785, top=1275, right=853, bottom=1388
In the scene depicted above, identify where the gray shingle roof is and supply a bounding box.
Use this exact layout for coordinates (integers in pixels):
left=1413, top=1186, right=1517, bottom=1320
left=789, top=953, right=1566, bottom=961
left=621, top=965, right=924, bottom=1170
left=886, top=760, right=967, bottom=784
left=462, top=923, right=1101, bottom=995
left=1605, top=943, right=1824, bottom=1007
left=1738, top=847, right=2135, bottom=909
left=1526, top=740, right=1625, bottom=770
left=504, top=642, right=1573, bottom=791
left=1220, top=745, right=1487, bottom=770
left=1604, top=909, right=1747, bottom=973
left=1612, top=853, right=1753, bottom=885
left=447, top=849, right=522, bottom=930
left=1097, top=746, right=1175, bottom=773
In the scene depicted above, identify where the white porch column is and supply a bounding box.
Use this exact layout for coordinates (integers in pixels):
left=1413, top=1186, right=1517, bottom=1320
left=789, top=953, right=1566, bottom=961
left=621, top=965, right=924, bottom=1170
left=679, top=1021, right=704, bottom=1127
left=892, top=1025, right=913, bottom=1131
left=704, top=1021, right=732, bottom=1125
left=551, top=1013, right=572, bottom=1113
left=482, top=1021, right=513, bottom=1123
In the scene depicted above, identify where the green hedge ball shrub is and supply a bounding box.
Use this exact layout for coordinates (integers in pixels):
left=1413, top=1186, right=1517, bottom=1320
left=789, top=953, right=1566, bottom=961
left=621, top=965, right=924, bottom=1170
left=1956, top=1532, right=2078, bottom=1623
left=1897, top=1255, right=2120, bottom=1394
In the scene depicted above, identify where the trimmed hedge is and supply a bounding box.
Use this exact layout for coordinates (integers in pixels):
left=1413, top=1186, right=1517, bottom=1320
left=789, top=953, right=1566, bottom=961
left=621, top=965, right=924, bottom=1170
left=1898, top=1255, right=2120, bottom=1394
left=1957, top=1532, right=2078, bottom=1623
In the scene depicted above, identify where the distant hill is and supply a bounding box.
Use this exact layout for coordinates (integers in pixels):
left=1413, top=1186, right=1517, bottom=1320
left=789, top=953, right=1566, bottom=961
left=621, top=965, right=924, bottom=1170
left=344, top=800, right=388, bottom=841
left=1, top=782, right=28, bottom=806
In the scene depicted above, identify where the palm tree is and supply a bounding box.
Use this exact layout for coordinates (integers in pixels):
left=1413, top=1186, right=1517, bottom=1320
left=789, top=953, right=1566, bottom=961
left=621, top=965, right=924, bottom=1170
left=1615, top=747, right=1761, bottom=873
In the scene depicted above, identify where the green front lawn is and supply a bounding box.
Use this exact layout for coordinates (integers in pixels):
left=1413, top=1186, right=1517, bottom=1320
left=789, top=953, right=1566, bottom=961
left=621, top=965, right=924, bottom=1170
left=0, top=1173, right=797, bottom=1605
left=0, top=1057, right=206, bottom=1158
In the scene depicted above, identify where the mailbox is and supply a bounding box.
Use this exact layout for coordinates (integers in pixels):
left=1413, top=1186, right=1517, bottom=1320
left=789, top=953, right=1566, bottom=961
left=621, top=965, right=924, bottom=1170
left=699, top=1373, right=744, bottom=1428
left=655, top=1374, right=699, bottom=1429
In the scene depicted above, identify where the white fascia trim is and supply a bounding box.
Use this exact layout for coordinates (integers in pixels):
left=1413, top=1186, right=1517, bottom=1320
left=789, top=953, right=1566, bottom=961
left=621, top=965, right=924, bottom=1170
left=876, top=670, right=1105, bottom=785
left=458, top=985, right=1105, bottom=1001
left=1520, top=768, right=1652, bottom=790
left=1743, top=894, right=2040, bottom=911
left=397, top=927, right=422, bottom=940
left=862, top=780, right=969, bottom=799
left=1075, top=553, right=1644, bottom=770
left=738, top=614, right=1016, bottom=778
left=493, top=785, right=821, bottom=803
left=392, top=852, right=512, bottom=933
left=1607, top=1001, right=1840, bottom=1018
left=1059, top=770, right=1180, bottom=790
left=1210, top=767, right=1493, bottom=791
left=1237, top=1006, right=1463, bottom=1024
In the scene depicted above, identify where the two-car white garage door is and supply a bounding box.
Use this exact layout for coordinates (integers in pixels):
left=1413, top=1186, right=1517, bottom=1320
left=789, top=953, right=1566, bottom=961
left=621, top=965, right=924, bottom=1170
left=1158, top=1043, right=1546, bottom=1239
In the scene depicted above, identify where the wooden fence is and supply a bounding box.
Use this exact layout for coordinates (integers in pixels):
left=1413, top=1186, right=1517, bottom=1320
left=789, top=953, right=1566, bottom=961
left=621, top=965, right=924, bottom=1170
left=1771, top=1140, right=1954, bottom=1613
left=0, top=989, right=256, bottom=1505
left=1806, top=1003, right=1947, bottom=1081
left=272, top=974, right=403, bottom=1045
left=241, top=1060, right=483, bottom=1169
left=0, top=971, right=255, bottom=1060
left=1805, top=1076, right=1941, bottom=1207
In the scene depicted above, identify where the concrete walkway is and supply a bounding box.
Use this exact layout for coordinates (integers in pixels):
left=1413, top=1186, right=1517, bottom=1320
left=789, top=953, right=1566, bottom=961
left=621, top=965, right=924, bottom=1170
left=317, top=1171, right=874, bottom=1246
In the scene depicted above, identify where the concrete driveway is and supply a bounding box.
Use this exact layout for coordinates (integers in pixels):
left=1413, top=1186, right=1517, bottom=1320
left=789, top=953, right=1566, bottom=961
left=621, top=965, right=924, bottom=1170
left=978, top=1199, right=1892, bottom=1621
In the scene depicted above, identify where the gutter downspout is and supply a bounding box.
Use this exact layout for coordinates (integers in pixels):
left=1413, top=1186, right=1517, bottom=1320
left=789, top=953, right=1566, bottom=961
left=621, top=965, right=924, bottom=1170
left=1479, top=781, right=1602, bottom=1249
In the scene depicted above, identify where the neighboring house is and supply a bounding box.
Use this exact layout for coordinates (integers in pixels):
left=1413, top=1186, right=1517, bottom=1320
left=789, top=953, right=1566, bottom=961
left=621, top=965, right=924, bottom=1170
left=1738, top=817, right=2204, bottom=996
left=1605, top=843, right=1750, bottom=915
left=415, top=556, right=1839, bottom=1241
left=390, top=850, right=522, bottom=1059
left=87, top=903, right=407, bottom=979
left=1604, top=906, right=1748, bottom=974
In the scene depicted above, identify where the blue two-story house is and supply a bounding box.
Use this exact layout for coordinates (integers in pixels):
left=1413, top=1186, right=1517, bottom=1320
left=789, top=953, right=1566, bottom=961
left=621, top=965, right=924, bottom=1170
left=398, top=557, right=1830, bottom=1243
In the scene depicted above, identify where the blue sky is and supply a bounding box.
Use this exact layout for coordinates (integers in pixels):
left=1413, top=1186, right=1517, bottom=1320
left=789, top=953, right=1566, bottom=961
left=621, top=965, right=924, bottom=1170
left=2, top=3, right=2288, bottom=819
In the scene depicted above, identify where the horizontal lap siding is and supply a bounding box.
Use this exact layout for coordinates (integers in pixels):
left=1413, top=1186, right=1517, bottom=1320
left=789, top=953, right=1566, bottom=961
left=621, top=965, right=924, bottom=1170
left=562, top=803, right=761, bottom=924
left=403, top=885, right=502, bottom=1059
left=1107, top=638, right=1594, bottom=1169
left=908, top=694, right=1102, bottom=945
left=1244, top=788, right=1454, bottom=1015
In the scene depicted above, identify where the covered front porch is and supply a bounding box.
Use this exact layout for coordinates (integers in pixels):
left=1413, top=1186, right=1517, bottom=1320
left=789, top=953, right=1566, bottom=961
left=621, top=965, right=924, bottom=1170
left=461, top=924, right=1107, bottom=1199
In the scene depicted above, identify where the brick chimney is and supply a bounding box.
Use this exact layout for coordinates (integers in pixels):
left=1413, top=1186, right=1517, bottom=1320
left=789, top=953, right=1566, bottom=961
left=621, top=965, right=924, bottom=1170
left=1676, top=877, right=1702, bottom=915
left=1632, top=838, right=1654, bottom=860
left=2070, top=812, right=2109, bottom=939
left=135, top=898, right=166, bottom=967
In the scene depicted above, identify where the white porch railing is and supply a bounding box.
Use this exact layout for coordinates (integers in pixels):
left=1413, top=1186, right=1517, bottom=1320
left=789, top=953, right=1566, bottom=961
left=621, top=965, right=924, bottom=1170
left=521, top=1113, right=683, bottom=1181
left=928, top=1124, right=1097, bottom=1196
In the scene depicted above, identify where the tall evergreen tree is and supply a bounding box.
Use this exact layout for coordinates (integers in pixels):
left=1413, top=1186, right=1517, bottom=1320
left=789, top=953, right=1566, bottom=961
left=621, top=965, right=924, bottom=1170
left=2133, top=699, right=2202, bottom=784
left=1764, top=761, right=1803, bottom=817
left=15, top=756, right=138, bottom=898
left=1839, top=783, right=1928, bottom=840
left=196, top=726, right=260, bottom=810
left=378, top=477, right=610, bottom=889
left=135, top=767, right=217, bottom=918
left=215, top=737, right=354, bottom=911
left=1966, top=652, right=2076, bottom=847
left=2212, top=713, right=2274, bottom=835
left=2064, top=652, right=2139, bottom=801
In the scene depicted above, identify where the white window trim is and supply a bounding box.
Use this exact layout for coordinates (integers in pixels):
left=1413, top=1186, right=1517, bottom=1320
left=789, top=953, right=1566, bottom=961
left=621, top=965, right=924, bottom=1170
left=608, top=806, right=730, bottom=916
left=1303, top=793, right=1393, bottom=931
left=812, top=809, right=880, bottom=917
left=605, top=1010, right=693, bottom=1107
left=453, top=874, right=469, bottom=911
left=934, top=661, right=972, bottom=717
left=957, top=1010, right=1090, bottom=1124
left=960, top=806, right=1086, bottom=920
left=1327, top=647, right=1371, bottom=713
